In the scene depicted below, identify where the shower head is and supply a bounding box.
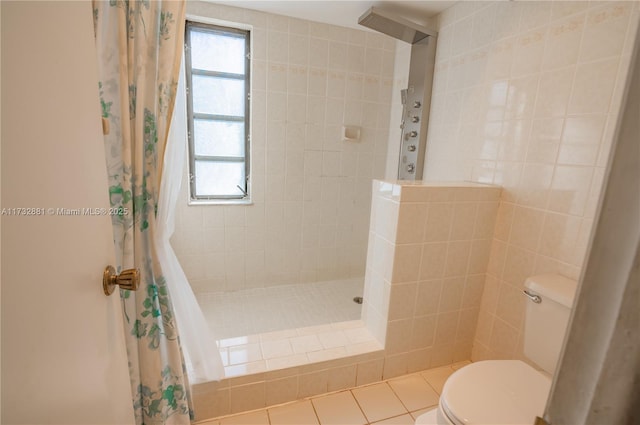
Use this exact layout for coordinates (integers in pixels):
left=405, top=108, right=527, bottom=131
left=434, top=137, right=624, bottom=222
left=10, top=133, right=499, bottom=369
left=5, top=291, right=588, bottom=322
left=358, top=7, right=436, bottom=44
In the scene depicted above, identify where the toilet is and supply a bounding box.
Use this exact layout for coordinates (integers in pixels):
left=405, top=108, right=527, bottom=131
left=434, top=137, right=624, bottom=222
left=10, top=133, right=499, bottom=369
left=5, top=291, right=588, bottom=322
left=416, top=274, right=578, bottom=425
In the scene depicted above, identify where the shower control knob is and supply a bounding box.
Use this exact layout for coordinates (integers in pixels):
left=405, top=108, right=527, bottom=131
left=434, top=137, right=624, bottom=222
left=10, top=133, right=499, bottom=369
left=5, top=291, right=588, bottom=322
left=409, top=131, right=418, bottom=138
left=406, top=164, right=415, bottom=173
left=411, top=116, right=420, bottom=123
left=407, top=145, right=416, bottom=152
left=413, top=101, right=421, bottom=108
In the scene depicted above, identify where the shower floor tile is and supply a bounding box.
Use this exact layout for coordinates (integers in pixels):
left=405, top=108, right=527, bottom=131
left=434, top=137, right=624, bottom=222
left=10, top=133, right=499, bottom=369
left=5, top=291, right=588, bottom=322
left=196, top=278, right=364, bottom=340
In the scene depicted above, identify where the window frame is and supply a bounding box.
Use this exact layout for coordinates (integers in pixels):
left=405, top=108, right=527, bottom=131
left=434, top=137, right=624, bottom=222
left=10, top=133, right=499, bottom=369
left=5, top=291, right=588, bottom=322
left=184, top=20, right=251, bottom=204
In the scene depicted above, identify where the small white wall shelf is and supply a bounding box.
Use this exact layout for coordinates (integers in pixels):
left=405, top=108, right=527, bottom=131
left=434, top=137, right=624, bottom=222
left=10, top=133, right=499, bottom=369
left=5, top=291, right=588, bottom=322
left=342, top=125, right=361, bottom=142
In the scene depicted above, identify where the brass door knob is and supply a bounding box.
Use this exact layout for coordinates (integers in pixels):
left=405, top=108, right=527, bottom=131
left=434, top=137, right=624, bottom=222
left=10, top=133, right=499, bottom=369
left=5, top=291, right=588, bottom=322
left=103, top=265, right=140, bottom=295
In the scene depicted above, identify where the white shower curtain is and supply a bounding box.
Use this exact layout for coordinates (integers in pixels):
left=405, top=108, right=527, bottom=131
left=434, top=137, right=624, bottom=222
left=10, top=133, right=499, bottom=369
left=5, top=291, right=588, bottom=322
left=155, top=59, right=225, bottom=383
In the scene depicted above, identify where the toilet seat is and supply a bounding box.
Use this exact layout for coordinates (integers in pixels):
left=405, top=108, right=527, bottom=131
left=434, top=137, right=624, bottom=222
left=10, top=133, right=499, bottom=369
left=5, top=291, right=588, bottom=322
left=439, top=360, right=551, bottom=425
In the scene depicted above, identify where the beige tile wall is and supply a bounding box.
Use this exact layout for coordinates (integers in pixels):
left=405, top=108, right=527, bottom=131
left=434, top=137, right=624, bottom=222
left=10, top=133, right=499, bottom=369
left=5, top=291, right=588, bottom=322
left=173, top=1, right=397, bottom=293
left=419, top=1, right=639, bottom=361
left=363, top=181, right=501, bottom=370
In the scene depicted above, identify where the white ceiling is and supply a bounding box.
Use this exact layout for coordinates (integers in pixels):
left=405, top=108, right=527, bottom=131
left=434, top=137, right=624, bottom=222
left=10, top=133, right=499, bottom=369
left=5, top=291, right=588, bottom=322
left=211, top=1, right=456, bottom=30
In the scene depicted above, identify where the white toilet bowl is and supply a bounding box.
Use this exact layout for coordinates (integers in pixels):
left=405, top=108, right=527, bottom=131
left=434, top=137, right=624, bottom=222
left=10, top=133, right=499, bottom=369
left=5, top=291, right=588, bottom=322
left=415, top=360, right=550, bottom=425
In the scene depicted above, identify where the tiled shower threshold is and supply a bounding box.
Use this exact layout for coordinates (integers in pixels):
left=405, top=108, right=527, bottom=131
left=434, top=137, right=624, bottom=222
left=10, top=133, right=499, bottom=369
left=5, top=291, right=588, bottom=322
left=194, top=278, right=379, bottom=378
left=217, top=319, right=383, bottom=378
left=193, top=281, right=384, bottom=419
left=193, top=319, right=387, bottom=419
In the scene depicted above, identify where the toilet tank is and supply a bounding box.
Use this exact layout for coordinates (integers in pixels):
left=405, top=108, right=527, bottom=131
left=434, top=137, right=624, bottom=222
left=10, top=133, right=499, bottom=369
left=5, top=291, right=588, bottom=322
left=523, top=274, right=578, bottom=375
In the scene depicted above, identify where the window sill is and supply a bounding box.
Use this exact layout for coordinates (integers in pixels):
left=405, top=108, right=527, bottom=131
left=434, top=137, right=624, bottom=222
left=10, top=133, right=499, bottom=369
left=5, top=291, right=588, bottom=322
left=188, top=198, right=253, bottom=206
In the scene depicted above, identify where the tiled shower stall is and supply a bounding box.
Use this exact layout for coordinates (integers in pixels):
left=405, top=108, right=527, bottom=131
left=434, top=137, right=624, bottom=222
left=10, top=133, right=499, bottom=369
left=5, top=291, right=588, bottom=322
left=172, top=0, right=398, bottom=296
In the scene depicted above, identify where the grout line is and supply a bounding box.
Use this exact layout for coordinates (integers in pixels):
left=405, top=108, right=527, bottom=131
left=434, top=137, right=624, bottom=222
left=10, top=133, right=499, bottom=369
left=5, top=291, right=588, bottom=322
left=424, top=379, right=441, bottom=397
left=308, top=396, right=322, bottom=425
left=348, top=386, right=372, bottom=424
left=386, top=377, right=413, bottom=415
left=350, top=387, right=371, bottom=425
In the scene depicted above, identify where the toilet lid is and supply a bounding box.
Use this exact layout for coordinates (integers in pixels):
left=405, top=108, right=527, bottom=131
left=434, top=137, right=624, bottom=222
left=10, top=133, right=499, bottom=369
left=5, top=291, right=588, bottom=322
left=440, top=360, right=551, bottom=425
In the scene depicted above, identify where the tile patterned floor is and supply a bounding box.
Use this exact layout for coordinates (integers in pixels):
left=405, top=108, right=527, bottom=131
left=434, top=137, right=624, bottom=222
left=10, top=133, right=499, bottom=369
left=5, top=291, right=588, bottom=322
left=197, top=278, right=364, bottom=340
left=196, top=362, right=470, bottom=425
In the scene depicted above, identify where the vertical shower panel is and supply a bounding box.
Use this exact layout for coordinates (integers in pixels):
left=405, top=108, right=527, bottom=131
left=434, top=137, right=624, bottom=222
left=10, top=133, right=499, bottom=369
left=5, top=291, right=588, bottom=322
left=399, top=37, right=436, bottom=179
left=358, top=7, right=437, bottom=180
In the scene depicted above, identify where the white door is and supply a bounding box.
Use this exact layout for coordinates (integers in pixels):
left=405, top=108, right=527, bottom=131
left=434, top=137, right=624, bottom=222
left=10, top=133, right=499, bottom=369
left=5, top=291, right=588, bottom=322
left=2, top=1, right=135, bottom=423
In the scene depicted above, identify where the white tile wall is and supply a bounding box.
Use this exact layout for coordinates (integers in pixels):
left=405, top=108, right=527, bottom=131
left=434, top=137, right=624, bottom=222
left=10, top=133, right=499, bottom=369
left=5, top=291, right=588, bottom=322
left=384, top=42, right=411, bottom=180
left=417, top=0, right=640, bottom=361
left=173, top=1, right=397, bottom=293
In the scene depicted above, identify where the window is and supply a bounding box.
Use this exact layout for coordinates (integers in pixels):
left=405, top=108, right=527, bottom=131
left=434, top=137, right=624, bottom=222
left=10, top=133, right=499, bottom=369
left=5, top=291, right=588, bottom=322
left=184, top=21, right=250, bottom=202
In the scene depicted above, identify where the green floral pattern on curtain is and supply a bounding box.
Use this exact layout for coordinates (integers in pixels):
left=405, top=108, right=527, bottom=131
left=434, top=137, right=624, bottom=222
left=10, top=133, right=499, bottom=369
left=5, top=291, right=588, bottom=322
left=92, top=1, right=190, bottom=423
